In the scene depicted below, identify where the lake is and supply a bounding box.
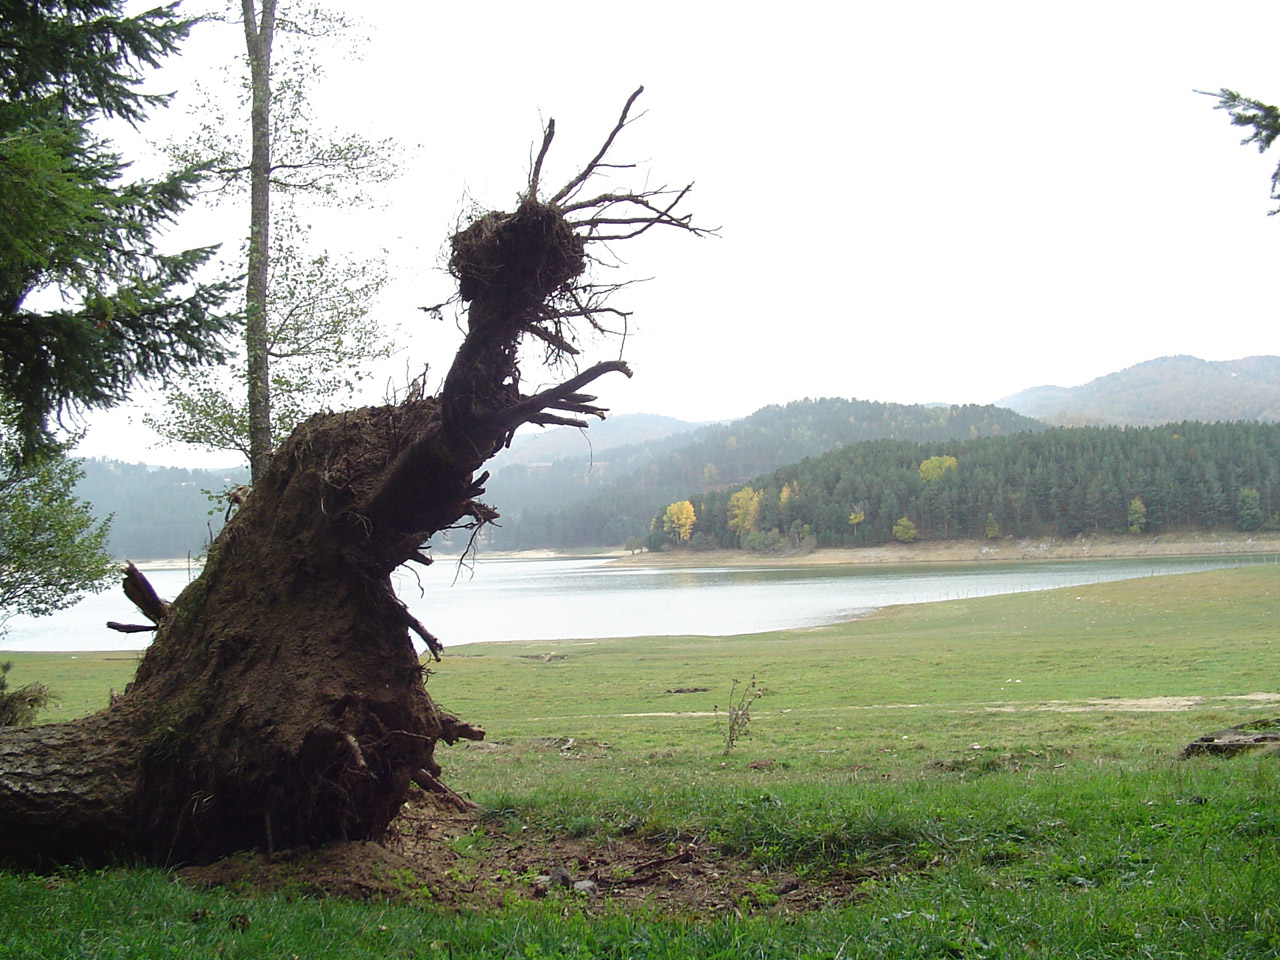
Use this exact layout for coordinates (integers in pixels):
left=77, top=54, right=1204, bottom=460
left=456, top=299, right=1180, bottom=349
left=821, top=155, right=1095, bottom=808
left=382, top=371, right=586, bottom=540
left=1, top=553, right=1271, bottom=653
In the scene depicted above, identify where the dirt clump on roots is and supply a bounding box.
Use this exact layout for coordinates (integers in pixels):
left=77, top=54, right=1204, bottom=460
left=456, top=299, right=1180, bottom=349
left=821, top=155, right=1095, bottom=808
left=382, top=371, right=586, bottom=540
left=449, top=200, right=586, bottom=307
left=175, top=789, right=876, bottom=915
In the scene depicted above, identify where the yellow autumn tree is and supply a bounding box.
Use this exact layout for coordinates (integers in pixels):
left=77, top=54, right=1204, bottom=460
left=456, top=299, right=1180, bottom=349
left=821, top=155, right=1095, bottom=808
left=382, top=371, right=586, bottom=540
left=727, top=487, right=761, bottom=537
left=662, top=500, right=697, bottom=543
left=847, top=507, right=865, bottom=538
left=918, top=455, right=958, bottom=482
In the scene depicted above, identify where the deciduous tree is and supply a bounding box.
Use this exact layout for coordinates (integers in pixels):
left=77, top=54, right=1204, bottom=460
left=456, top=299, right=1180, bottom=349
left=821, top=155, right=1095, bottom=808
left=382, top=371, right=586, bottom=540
left=984, top=512, right=1000, bottom=539
left=727, top=486, right=760, bottom=537
left=155, top=1, right=397, bottom=478
left=918, top=455, right=957, bottom=482
left=892, top=515, right=918, bottom=543
left=847, top=506, right=865, bottom=540
left=0, top=449, right=113, bottom=631
left=147, top=220, right=392, bottom=463
left=663, top=499, right=697, bottom=544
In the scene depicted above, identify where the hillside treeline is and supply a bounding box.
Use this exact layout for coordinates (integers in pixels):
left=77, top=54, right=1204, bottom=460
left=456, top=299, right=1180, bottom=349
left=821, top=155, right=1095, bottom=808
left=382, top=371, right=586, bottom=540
left=486, top=398, right=1041, bottom=549
left=74, top=459, right=247, bottom=559
left=650, top=421, right=1280, bottom=551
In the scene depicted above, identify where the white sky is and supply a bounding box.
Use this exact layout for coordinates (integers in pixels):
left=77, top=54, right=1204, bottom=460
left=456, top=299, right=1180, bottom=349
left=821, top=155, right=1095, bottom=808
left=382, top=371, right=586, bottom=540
left=74, top=0, right=1280, bottom=468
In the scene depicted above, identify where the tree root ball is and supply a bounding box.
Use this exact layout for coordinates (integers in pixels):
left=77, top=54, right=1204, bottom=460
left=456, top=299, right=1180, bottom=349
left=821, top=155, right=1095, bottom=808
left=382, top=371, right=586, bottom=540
left=449, top=200, right=585, bottom=307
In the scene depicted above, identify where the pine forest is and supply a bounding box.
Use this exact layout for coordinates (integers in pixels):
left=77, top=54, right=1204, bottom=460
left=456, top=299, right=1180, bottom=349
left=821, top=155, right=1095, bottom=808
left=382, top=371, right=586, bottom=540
left=648, top=421, right=1280, bottom=552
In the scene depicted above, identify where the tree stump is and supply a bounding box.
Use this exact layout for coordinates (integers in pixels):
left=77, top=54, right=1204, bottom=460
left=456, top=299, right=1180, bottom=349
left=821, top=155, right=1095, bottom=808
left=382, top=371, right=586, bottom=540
left=0, top=88, right=708, bottom=866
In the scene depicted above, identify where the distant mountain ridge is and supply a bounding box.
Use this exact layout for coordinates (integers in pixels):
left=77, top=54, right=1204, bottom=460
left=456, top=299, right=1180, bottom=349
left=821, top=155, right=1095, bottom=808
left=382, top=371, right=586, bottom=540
left=488, top=413, right=707, bottom=469
left=83, top=355, right=1278, bottom=557
left=998, top=355, right=1280, bottom=426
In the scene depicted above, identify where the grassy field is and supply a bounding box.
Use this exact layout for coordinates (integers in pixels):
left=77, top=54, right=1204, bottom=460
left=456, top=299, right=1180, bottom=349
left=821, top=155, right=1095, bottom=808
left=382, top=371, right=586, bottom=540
left=1, top=649, right=141, bottom=719
left=2, top=566, right=1279, bottom=957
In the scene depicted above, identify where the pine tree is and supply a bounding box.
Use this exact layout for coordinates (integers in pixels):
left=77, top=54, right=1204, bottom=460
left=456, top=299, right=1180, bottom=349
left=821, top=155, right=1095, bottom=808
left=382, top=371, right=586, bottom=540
left=0, top=0, right=235, bottom=459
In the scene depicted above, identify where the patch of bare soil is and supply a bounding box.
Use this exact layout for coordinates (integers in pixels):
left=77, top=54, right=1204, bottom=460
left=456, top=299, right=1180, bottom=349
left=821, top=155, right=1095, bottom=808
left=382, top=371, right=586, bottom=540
left=177, top=789, right=874, bottom=915
left=984, top=693, right=1280, bottom=713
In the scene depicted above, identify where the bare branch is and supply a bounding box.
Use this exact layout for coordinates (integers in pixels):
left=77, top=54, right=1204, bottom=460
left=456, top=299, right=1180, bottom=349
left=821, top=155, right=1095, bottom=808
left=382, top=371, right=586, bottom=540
left=478, top=361, right=632, bottom=434
left=527, top=119, right=555, bottom=198
left=395, top=601, right=443, bottom=661
left=549, top=86, right=645, bottom=206
left=106, top=622, right=156, bottom=634
left=121, top=562, right=170, bottom=626
left=526, top=412, right=591, bottom=428
left=559, top=187, right=684, bottom=215
left=574, top=184, right=706, bottom=242
left=520, top=322, right=580, bottom=356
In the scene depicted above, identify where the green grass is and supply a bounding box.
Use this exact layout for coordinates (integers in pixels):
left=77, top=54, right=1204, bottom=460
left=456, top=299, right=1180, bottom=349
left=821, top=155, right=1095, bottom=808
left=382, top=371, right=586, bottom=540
left=4, top=565, right=1280, bottom=958
left=0, top=650, right=140, bottom=720
left=430, top=567, right=1280, bottom=802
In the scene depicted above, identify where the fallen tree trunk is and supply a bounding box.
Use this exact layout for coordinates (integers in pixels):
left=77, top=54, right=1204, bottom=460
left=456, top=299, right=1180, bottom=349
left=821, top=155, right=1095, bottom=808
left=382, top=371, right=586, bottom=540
left=0, top=88, right=707, bottom=866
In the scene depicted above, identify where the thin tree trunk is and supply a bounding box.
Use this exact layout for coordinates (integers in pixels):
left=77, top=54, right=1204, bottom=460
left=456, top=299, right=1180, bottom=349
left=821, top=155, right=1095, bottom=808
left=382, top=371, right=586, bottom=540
left=243, top=0, right=275, bottom=481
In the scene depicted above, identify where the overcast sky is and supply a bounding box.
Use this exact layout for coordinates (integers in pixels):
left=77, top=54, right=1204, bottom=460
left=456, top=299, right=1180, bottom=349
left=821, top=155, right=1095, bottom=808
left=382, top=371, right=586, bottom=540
left=74, top=1, right=1280, bottom=468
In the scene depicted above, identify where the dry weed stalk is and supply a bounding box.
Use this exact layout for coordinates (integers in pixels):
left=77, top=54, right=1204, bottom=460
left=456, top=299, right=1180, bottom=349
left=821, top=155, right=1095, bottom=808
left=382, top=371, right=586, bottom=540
left=718, top=675, right=764, bottom=755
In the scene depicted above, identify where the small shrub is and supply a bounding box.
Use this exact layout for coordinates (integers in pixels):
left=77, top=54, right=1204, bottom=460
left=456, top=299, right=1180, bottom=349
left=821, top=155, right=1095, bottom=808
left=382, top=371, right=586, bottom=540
left=0, top=661, right=56, bottom=727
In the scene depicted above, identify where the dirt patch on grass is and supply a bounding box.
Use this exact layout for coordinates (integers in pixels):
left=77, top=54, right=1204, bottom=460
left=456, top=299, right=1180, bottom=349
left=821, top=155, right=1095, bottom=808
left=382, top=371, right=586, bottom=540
left=177, top=789, right=870, bottom=915
left=984, top=693, right=1280, bottom=713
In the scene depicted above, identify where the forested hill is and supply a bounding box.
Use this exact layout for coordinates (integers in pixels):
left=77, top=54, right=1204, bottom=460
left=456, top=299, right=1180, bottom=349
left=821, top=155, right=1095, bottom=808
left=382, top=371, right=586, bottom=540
left=657, top=420, right=1280, bottom=552
left=74, top=459, right=248, bottom=560
left=485, top=398, right=1042, bottom=549
left=998, top=355, right=1280, bottom=426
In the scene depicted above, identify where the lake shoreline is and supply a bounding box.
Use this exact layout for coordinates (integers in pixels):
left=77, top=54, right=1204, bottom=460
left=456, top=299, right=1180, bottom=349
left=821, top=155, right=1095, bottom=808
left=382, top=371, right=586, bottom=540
left=129, top=531, right=1280, bottom=573
left=604, top=530, right=1280, bottom=569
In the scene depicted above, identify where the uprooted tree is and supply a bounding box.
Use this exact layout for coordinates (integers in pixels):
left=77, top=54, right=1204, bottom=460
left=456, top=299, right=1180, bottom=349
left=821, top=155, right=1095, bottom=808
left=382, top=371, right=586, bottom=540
left=0, top=87, right=709, bottom=865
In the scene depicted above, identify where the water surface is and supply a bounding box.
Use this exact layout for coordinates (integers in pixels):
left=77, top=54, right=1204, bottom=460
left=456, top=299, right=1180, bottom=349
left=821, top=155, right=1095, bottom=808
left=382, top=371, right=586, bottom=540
left=2, top=553, right=1267, bottom=652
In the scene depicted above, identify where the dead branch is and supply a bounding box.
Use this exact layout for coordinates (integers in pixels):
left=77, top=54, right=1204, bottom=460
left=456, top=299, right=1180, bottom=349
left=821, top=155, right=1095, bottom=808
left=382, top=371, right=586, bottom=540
left=411, top=768, right=476, bottom=811
left=396, top=602, right=444, bottom=661
left=527, top=118, right=555, bottom=198
left=525, top=412, right=592, bottom=428
left=438, top=712, right=486, bottom=744
left=479, top=360, right=632, bottom=435
left=106, top=622, right=156, bottom=634
left=121, top=562, right=170, bottom=626
left=550, top=87, right=646, bottom=206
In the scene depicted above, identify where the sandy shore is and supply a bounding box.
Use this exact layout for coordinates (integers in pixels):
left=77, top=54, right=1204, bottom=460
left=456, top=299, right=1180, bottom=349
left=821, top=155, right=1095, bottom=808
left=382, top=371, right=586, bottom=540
left=605, top=531, right=1280, bottom=569
left=130, top=557, right=206, bottom=572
